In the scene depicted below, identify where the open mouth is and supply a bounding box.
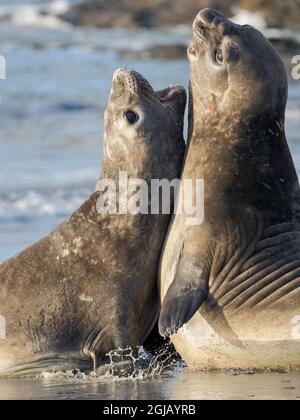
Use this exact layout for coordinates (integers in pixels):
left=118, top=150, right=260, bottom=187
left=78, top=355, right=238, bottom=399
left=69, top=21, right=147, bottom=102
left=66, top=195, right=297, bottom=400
left=156, top=86, right=180, bottom=102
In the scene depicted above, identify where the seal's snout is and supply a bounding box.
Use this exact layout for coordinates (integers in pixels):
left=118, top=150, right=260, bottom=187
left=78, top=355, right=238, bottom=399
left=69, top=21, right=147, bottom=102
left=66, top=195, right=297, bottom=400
left=112, top=68, right=125, bottom=82
left=112, top=68, right=130, bottom=89
left=112, top=68, right=151, bottom=97
left=111, top=68, right=128, bottom=96
left=194, top=8, right=220, bottom=29
left=112, top=68, right=139, bottom=97
left=193, top=8, right=236, bottom=38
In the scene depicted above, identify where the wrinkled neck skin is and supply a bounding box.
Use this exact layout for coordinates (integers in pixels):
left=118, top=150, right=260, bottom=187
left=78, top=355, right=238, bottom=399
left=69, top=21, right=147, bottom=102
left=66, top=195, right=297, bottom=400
left=187, top=80, right=300, bottom=225
left=68, top=129, right=179, bottom=240
left=100, top=142, right=155, bottom=183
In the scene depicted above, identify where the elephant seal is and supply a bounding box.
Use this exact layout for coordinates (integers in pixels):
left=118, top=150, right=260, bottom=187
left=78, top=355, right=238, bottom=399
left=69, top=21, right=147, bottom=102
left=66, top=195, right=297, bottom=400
left=159, top=9, right=300, bottom=370
left=0, top=69, right=186, bottom=375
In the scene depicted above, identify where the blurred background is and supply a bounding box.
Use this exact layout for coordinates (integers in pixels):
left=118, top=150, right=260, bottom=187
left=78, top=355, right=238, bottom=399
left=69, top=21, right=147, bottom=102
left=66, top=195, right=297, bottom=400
left=0, top=0, right=299, bottom=261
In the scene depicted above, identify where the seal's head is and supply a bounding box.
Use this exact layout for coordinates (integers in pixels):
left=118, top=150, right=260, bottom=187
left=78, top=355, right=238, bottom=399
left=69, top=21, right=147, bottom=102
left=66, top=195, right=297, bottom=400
left=102, top=68, right=186, bottom=180
left=188, top=9, right=287, bottom=124
left=185, top=10, right=298, bottom=232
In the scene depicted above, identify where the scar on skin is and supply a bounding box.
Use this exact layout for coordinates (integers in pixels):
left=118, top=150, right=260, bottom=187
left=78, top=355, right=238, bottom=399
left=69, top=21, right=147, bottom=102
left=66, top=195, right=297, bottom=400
left=61, top=249, right=70, bottom=258
left=79, top=295, right=94, bottom=303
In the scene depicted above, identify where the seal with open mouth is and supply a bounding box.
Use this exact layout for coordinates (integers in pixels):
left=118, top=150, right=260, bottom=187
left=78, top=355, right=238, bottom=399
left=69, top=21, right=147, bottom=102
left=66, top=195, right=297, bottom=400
left=159, top=9, right=300, bottom=369
left=0, top=69, right=186, bottom=376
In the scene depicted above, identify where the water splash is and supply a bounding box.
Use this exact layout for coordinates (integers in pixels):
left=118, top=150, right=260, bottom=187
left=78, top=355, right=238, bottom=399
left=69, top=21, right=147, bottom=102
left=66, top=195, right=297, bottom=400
left=99, top=346, right=181, bottom=379
left=40, top=346, right=181, bottom=382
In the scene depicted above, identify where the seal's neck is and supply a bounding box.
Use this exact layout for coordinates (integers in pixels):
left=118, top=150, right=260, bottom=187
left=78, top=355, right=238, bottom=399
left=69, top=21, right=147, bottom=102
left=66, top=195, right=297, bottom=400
left=99, top=139, right=157, bottom=183
left=189, top=110, right=300, bottom=223
left=100, top=159, right=153, bottom=184
left=67, top=144, right=170, bottom=234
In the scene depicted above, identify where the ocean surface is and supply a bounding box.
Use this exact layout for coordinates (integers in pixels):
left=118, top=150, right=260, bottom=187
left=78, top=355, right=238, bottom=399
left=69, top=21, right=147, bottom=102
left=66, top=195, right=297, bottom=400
left=0, top=0, right=300, bottom=400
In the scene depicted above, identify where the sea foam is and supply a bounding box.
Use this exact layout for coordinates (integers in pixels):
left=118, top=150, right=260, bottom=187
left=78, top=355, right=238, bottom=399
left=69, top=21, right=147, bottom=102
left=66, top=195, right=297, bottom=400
left=0, top=1, right=71, bottom=29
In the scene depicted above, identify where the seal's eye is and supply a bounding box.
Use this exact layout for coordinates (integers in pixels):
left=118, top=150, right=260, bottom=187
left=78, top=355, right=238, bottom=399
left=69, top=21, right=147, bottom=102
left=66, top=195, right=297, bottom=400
left=216, top=49, right=223, bottom=64
left=124, top=110, right=139, bottom=125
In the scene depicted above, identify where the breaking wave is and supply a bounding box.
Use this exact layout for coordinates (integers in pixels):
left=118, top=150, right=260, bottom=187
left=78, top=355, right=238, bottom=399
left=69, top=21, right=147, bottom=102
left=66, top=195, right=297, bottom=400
left=0, top=187, right=91, bottom=224
left=0, top=1, right=72, bottom=29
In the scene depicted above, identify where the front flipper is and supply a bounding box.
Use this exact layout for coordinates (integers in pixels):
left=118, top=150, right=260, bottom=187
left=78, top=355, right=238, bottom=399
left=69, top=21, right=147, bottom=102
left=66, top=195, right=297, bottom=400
left=159, top=257, right=209, bottom=337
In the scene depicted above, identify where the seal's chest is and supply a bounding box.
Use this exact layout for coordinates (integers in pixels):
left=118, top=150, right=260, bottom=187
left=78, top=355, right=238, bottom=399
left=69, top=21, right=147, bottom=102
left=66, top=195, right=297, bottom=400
left=210, top=223, right=300, bottom=313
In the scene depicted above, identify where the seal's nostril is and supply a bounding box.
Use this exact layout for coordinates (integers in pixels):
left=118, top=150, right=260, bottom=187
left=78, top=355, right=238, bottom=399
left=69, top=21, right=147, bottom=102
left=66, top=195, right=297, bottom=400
left=112, top=68, right=127, bottom=85
left=113, top=68, right=123, bottom=78
left=193, top=9, right=234, bottom=37
left=194, top=8, right=220, bottom=28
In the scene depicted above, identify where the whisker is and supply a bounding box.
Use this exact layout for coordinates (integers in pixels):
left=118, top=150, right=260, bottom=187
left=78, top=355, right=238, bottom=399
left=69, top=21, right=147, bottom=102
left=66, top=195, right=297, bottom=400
left=94, top=115, right=104, bottom=122
left=142, top=90, right=162, bottom=105
left=140, top=90, right=159, bottom=106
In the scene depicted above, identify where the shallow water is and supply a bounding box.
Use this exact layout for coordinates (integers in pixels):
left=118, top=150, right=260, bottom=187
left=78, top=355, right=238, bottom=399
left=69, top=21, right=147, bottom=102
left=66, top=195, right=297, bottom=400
left=0, top=369, right=300, bottom=400
left=0, top=0, right=300, bottom=400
